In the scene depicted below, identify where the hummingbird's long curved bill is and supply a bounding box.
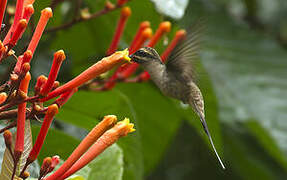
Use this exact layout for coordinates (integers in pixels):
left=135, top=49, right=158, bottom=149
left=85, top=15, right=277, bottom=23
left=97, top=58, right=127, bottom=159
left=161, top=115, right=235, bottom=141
left=200, top=116, right=226, bottom=170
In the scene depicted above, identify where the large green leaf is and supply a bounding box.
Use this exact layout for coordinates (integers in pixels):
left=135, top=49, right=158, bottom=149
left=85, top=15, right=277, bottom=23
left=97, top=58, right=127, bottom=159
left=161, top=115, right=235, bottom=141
left=56, top=90, right=144, bottom=180
left=56, top=82, right=184, bottom=176
left=31, top=126, right=80, bottom=163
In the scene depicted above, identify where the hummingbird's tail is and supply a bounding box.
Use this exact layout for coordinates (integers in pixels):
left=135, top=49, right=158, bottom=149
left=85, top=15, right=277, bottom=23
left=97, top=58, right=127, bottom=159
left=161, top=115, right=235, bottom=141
left=199, top=115, right=226, bottom=170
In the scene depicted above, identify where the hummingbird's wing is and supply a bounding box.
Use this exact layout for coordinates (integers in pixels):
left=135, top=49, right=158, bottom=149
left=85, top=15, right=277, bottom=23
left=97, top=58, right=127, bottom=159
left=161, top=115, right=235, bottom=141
left=166, top=19, right=205, bottom=82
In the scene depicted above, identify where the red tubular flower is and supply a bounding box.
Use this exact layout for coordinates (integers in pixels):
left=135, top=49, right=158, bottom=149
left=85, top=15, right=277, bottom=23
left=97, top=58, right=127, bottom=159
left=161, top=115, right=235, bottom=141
left=160, top=29, right=186, bottom=61
left=40, top=157, right=52, bottom=178
left=22, top=4, right=34, bottom=21
left=47, top=155, right=60, bottom=173
left=3, top=0, right=24, bottom=45
left=3, top=130, right=12, bottom=148
left=34, top=75, right=47, bottom=95
left=106, top=7, right=131, bottom=55
left=103, top=27, right=152, bottom=90
left=129, top=21, right=150, bottom=51
left=26, top=104, right=58, bottom=163
left=40, top=50, right=66, bottom=96
left=45, top=115, right=118, bottom=180
left=21, top=50, right=33, bottom=65
left=148, top=21, right=171, bottom=47
left=40, top=49, right=130, bottom=102
left=14, top=50, right=32, bottom=74
left=0, top=0, right=7, bottom=27
left=58, top=118, right=135, bottom=180
left=138, top=29, right=187, bottom=81
left=0, top=92, right=7, bottom=104
left=130, top=27, right=153, bottom=54
left=14, top=0, right=25, bottom=29
left=118, top=22, right=171, bottom=80
left=14, top=72, right=31, bottom=161
left=55, top=88, right=78, bottom=107
left=8, top=19, right=28, bottom=48
left=27, top=7, right=53, bottom=54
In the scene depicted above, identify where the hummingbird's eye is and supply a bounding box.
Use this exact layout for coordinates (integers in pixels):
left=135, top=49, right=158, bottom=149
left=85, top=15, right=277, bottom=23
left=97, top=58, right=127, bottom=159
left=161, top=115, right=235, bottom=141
left=136, top=50, right=146, bottom=57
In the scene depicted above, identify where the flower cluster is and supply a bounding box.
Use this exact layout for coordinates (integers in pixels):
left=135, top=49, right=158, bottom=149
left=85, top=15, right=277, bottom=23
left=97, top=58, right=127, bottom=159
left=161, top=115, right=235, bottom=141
left=0, top=0, right=187, bottom=179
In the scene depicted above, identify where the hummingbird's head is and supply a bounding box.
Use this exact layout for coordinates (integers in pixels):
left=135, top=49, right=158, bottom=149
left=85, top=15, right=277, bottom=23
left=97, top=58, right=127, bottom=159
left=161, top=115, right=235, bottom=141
left=130, top=47, right=161, bottom=64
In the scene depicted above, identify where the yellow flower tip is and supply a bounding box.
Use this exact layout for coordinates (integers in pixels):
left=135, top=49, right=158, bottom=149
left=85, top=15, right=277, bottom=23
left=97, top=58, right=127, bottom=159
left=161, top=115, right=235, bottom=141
left=47, top=104, right=59, bottom=115
left=116, top=48, right=131, bottom=62
left=41, top=7, right=53, bottom=18
left=0, top=92, right=7, bottom=98
left=119, top=118, right=136, bottom=133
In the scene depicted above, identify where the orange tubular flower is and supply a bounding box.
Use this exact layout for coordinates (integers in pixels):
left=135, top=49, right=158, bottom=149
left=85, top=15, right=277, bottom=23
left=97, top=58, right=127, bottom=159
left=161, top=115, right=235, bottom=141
left=58, top=118, right=135, bottom=180
left=40, top=50, right=66, bottom=96
left=40, top=49, right=130, bottom=102
left=35, top=75, right=47, bottom=95
left=138, top=29, right=187, bottom=81
left=26, top=104, right=58, bottom=163
left=40, top=157, right=52, bottom=178
left=129, top=21, right=150, bottom=51
left=3, top=0, right=24, bottom=45
left=160, top=29, right=186, bottom=61
left=3, top=130, right=12, bottom=148
left=27, top=7, right=53, bottom=54
left=106, top=7, right=131, bottom=55
left=14, top=72, right=31, bottom=162
left=119, top=22, right=171, bottom=80
left=8, top=19, right=28, bottom=48
left=148, top=21, right=171, bottom=47
left=47, top=155, right=60, bottom=173
left=45, top=115, right=118, bottom=180
left=22, top=4, right=34, bottom=21
left=0, top=0, right=7, bottom=27
left=104, top=27, right=152, bottom=90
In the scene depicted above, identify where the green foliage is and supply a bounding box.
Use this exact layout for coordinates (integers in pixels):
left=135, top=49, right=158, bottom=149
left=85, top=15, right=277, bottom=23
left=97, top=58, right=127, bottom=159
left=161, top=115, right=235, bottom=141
left=16, top=0, right=287, bottom=179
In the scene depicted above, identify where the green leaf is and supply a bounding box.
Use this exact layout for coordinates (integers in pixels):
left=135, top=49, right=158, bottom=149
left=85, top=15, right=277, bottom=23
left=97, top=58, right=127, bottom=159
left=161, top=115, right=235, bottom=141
left=57, top=82, right=183, bottom=176
left=83, top=144, right=124, bottom=180
left=31, top=126, right=80, bottom=164
left=0, top=120, right=33, bottom=180
left=245, top=120, right=287, bottom=171
left=116, top=83, right=183, bottom=173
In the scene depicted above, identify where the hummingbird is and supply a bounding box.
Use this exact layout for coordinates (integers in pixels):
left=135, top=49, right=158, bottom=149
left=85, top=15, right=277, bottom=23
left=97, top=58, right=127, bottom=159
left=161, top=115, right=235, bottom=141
left=130, top=22, right=226, bottom=169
